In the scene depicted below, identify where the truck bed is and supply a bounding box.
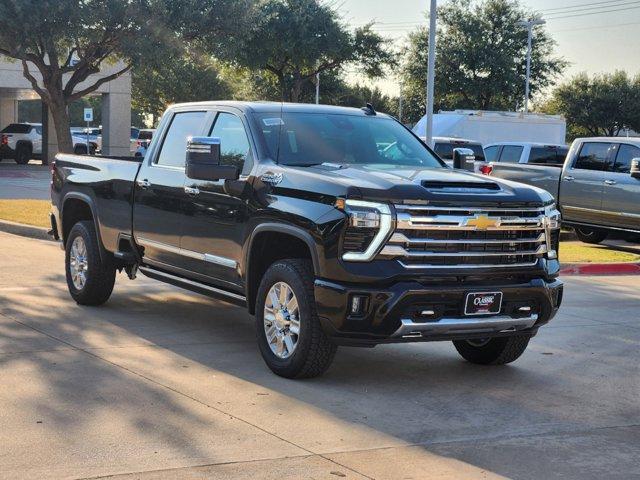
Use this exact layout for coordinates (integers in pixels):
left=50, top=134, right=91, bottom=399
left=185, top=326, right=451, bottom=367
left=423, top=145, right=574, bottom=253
left=489, top=163, right=562, bottom=199
left=52, top=154, right=143, bottom=252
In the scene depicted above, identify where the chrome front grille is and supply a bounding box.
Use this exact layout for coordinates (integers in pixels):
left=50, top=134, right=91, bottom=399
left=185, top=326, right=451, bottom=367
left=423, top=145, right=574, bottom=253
left=380, top=204, right=548, bottom=269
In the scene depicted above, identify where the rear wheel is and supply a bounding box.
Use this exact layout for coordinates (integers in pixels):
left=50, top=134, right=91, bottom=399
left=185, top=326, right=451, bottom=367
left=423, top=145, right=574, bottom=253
left=65, top=221, right=116, bottom=306
left=453, top=335, right=530, bottom=365
left=15, top=144, right=31, bottom=165
left=256, top=259, right=337, bottom=378
left=575, top=227, right=608, bottom=244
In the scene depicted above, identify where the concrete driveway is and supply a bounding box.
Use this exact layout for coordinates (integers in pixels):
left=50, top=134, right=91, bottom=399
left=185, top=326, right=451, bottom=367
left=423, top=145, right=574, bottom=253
left=0, top=231, right=639, bottom=480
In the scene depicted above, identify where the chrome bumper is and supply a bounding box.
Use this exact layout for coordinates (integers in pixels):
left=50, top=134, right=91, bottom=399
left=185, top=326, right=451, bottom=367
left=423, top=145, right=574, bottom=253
left=392, top=314, right=539, bottom=338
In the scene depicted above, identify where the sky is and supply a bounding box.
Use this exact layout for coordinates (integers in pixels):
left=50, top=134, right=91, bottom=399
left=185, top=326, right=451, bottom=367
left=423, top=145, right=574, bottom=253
left=336, top=0, right=640, bottom=96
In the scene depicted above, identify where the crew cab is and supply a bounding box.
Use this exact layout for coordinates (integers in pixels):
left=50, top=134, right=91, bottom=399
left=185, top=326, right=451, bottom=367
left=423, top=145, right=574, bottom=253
left=0, top=122, right=98, bottom=164
left=50, top=102, right=563, bottom=378
left=488, top=137, right=640, bottom=244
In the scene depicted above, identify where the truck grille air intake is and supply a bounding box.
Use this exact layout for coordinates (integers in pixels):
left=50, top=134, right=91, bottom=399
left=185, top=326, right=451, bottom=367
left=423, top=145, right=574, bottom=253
left=380, top=204, right=549, bottom=269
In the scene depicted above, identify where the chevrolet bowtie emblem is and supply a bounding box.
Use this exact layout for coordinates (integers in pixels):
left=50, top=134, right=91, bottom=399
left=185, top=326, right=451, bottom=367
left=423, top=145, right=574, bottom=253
left=465, top=215, right=500, bottom=230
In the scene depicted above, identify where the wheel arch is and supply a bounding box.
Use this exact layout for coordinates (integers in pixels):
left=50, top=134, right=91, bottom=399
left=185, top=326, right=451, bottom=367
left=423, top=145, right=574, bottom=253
left=61, top=192, right=108, bottom=262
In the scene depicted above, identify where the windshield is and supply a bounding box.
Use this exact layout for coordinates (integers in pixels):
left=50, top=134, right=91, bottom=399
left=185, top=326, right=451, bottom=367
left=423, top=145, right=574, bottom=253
left=256, top=113, right=443, bottom=168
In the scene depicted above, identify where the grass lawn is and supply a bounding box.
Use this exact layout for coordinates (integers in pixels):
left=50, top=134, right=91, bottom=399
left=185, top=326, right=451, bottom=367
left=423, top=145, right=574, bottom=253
left=560, top=241, right=640, bottom=264
left=0, top=199, right=50, bottom=228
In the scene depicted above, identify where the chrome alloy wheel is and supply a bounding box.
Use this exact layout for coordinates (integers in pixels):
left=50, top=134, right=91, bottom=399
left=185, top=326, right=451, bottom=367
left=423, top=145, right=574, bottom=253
left=69, top=236, right=89, bottom=290
left=263, top=281, right=300, bottom=359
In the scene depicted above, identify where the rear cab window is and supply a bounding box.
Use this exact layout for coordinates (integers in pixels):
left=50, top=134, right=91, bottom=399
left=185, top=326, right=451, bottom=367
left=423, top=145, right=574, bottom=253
left=528, top=146, right=568, bottom=167
left=573, top=142, right=613, bottom=171
left=498, top=145, right=523, bottom=163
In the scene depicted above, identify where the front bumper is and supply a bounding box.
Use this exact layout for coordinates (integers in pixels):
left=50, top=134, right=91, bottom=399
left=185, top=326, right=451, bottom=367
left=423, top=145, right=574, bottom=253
left=314, top=277, right=563, bottom=346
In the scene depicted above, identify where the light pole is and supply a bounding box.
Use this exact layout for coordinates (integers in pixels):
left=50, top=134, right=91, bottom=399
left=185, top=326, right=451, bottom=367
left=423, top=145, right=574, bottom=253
left=425, top=0, right=437, bottom=147
left=315, top=72, right=320, bottom=105
left=517, top=18, right=545, bottom=114
left=399, top=82, right=403, bottom=123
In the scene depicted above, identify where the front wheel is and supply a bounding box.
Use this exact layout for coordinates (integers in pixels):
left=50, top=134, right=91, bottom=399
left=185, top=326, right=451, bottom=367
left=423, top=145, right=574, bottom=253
left=453, top=335, right=530, bottom=365
left=256, top=259, right=337, bottom=379
left=575, top=227, right=608, bottom=244
left=65, top=221, right=116, bottom=306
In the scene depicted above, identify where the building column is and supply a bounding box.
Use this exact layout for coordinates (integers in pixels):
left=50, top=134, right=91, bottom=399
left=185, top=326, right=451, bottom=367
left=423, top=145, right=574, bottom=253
left=101, top=92, right=131, bottom=156
left=0, top=97, right=17, bottom=130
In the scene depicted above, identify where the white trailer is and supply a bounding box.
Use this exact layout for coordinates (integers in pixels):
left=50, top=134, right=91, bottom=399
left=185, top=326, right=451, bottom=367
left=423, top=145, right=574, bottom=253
left=413, top=110, right=567, bottom=146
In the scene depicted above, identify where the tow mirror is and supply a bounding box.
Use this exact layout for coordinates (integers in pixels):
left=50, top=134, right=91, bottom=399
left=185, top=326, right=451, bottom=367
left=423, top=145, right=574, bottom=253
left=631, top=158, right=640, bottom=179
left=452, top=147, right=475, bottom=171
left=186, top=136, right=239, bottom=181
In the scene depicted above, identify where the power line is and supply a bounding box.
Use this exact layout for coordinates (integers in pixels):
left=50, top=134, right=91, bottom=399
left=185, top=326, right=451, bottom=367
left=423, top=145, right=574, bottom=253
left=545, top=0, right=640, bottom=15
left=541, top=0, right=635, bottom=12
left=546, top=4, right=640, bottom=19
left=553, top=20, right=640, bottom=31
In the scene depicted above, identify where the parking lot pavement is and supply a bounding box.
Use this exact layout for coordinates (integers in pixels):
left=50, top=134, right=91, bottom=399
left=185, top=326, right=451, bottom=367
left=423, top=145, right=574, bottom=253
left=0, top=231, right=639, bottom=480
left=0, top=163, right=50, bottom=200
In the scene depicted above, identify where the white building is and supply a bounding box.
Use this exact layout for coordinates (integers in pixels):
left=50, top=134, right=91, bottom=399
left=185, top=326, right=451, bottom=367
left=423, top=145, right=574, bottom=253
left=0, top=57, right=131, bottom=161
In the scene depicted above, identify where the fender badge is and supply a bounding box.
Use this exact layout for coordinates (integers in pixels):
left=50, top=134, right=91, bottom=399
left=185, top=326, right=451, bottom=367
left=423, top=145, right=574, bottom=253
left=261, top=172, right=283, bottom=185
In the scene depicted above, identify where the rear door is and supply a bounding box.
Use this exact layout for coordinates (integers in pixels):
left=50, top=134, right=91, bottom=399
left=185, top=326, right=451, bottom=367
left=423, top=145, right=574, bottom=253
left=133, top=109, right=208, bottom=270
left=601, top=143, right=640, bottom=230
left=560, top=141, right=612, bottom=225
left=180, top=109, right=255, bottom=289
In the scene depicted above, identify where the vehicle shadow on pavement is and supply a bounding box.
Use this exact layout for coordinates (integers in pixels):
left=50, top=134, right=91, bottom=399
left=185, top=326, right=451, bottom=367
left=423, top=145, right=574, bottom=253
left=1, top=273, right=639, bottom=479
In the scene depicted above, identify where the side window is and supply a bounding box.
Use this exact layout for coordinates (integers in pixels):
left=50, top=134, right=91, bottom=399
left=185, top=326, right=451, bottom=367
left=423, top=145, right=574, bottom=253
left=156, top=111, right=206, bottom=168
left=484, top=145, right=500, bottom=162
left=612, top=144, right=640, bottom=174
left=499, top=145, right=523, bottom=163
left=209, top=112, right=253, bottom=175
left=529, top=146, right=565, bottom=166
left=574, top=142, right=612, bottom=171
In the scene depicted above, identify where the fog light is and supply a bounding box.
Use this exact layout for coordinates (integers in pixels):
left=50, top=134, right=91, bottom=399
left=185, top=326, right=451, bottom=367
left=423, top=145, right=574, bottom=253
left=350, top=295, right=368, bottom=315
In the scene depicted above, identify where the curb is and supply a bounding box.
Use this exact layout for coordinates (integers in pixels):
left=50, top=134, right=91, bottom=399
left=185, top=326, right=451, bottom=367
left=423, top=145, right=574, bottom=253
left=0, top=219, right=53, bottom=241
left=560, top=262, right=640, bottom=276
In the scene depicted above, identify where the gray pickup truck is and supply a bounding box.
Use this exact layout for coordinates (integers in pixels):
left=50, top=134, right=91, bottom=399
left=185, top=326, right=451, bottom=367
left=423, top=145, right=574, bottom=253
left=489, top=137, right=640, bottom=244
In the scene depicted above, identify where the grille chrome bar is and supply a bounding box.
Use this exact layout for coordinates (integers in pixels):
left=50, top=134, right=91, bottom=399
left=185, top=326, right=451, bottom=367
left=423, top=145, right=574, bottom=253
left=385, top=203, right=548, bottom=269
left=392, top=314, right=539, bottom=337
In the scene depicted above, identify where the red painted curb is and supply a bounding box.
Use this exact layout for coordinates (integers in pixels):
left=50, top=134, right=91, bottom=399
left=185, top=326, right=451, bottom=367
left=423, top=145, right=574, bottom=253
left=560, top=263, right=640, bottom=276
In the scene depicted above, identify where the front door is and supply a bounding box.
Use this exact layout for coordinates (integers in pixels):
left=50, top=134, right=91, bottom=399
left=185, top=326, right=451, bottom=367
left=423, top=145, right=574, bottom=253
left=602, top=143, right=640, bottom=230
left=133, top=110, right=208, bottom=271
left=560, top=141, right=612, bottom=225
left=180, top=111, right=255, bottom=289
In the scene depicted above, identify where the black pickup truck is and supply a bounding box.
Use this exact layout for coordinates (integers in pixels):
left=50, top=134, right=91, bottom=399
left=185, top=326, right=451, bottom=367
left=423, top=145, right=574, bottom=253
left=50, top=101, right=564, bottom=378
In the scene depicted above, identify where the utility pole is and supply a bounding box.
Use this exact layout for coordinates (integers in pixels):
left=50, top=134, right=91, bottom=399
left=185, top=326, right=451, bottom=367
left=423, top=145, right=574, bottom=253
left=315, top=72, right=320, bottom=104
left=517, top=18, right=545, bottom=114
left=399, top=82, right=403, bottom=123
left=425, top=0, right=437, bottom=147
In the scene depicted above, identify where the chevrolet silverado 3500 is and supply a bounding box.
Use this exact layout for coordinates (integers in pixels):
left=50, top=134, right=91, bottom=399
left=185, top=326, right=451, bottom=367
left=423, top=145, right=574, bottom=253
left=50, top=102, right=564, bottom=378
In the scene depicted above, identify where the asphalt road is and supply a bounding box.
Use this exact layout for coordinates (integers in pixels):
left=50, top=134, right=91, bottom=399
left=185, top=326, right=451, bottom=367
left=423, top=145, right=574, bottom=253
left=0, top=163, right=50, bottom=200
left=0, top=231, right=639, bottom=480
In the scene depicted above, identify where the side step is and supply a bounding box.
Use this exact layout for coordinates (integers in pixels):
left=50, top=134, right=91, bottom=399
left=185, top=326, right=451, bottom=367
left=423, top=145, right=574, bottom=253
left=138, top=266, right=247, bottom=307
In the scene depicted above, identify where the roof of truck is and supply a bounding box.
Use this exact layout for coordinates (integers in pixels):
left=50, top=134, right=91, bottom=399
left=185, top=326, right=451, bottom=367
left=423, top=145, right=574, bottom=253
left=574, top=136, right=640, bottom=144
left=167, top=101, right=393, bottom=118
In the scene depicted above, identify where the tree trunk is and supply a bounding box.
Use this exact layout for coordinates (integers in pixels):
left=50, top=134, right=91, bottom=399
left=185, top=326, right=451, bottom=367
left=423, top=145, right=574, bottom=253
left=48, top=95, right=74, bottom=154
left=290, top=72, right=304, bottom=103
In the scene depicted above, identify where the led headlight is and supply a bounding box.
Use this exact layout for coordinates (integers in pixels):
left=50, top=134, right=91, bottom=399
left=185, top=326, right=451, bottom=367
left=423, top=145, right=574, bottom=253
left=544, top=203, right=561, bottom=259
left=340, top=199, right=394, bottom=262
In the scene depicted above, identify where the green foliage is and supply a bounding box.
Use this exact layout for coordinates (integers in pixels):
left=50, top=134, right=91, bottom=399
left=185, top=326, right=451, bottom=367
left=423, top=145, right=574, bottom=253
left=231, top=0, right=395, bottom=102
left=400, top=0, right=567, bottom=124
left=543, top=72, right=640, bottom=139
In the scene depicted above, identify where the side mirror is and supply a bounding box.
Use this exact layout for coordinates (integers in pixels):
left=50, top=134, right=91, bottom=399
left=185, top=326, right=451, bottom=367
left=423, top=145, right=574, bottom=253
left=631, top=158, right=640, bottom=179
left=452, top=147, right=475, bottom=171
left=185, top=136, right=239, bottom=181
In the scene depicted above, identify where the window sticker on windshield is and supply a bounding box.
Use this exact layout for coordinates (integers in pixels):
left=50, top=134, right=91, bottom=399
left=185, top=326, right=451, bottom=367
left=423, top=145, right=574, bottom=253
left=263, top=118, right=285, bottom=126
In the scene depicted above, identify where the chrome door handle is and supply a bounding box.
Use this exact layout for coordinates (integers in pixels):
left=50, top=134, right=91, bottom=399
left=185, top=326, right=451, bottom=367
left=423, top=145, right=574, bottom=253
left=184, top=186, right=200, bottom=195
left=604, top=179, right=617, bottom=185
left=563, top=176, right=574, bottom=181
left=137, top=179, right=151, bottom=189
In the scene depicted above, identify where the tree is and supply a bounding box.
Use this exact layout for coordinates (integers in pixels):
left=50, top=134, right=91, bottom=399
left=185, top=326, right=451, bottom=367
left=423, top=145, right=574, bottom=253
left=231, top=0, right=395, bottom=102
left=542, top=72, right=640, bottom=138
left=400, top=0, right=567, bottom=124
left=132, top=55, right=232, bottom=125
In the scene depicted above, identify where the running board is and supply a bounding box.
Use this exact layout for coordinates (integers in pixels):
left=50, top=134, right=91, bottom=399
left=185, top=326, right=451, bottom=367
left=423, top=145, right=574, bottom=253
left=138, top=266, right=247, bottom=307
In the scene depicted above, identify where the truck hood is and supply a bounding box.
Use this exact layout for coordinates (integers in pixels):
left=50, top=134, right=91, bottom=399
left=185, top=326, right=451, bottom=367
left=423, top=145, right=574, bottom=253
left=277, top=163, right=554, bottom=206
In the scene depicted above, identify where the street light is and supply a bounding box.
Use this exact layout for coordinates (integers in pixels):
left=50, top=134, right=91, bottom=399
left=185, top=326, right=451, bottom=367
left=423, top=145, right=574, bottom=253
left=517, top=18, right=545, bottom=114
left=425, top=0, right=437, bottom=147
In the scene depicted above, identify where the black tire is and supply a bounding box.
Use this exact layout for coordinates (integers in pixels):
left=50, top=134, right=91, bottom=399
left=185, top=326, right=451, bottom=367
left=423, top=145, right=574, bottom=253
left=453, top=335, right=530, bottom=365
left=74, top=145, right=88, bottom=155
left=255, top=259, right=337, bottom=379
left=15, top=144, right=31, bottom=165
left=575, top=227, right=608, bottom=244
left=65, top=221, right=116, bottom=306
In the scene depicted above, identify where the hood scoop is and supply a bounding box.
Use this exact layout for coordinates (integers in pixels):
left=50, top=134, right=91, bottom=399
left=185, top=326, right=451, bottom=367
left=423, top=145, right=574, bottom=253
left=421, top=180, right=500, bottom=193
